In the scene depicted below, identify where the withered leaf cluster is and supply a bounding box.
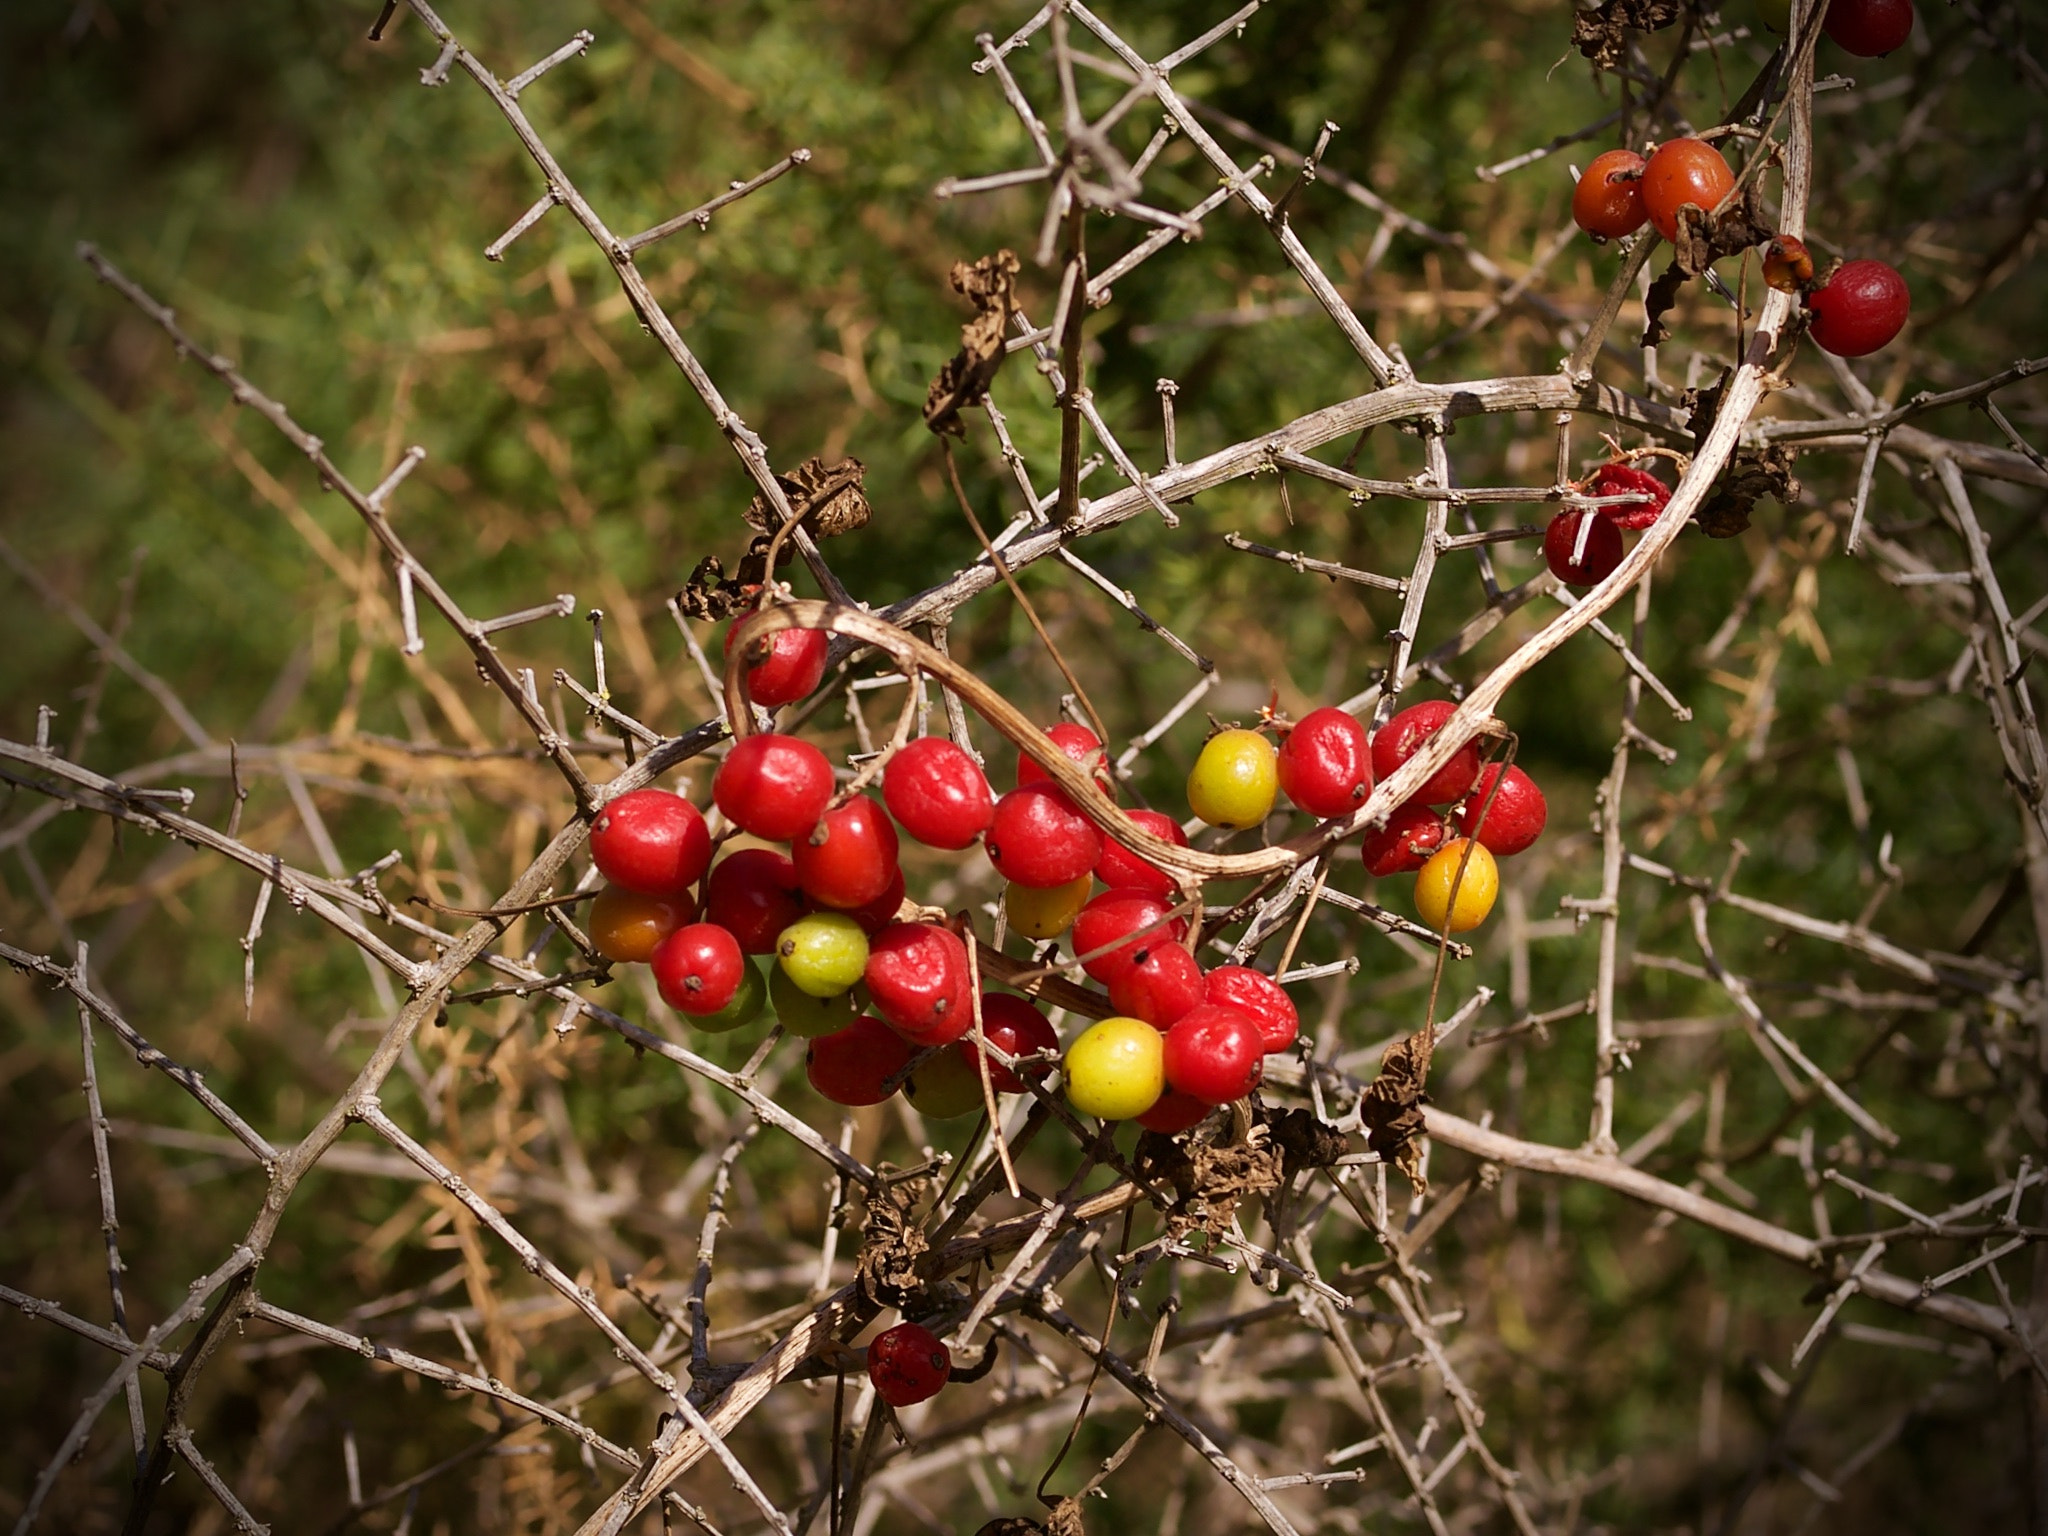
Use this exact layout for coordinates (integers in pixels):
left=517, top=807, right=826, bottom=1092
left=855, top=1169, right=933, bottom=1310
left=1641, top=185, right=1777, bottom=348
left=1135, top=1119, right=1284, bottom=1243
left=1358, top=1029, right=1432, bottom=1187
left=925, top=249, right=1021, bottom=437
left=1572, top=0, right=1682, bottom=70
left=976, top=1497, right=1085, bottom=1536
left=676, top=455, right=869, bottom=619
left=1683, top=370, right=1801, bottom=537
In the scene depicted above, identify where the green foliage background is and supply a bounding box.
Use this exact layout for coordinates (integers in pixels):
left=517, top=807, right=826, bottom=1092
left=1, top=1, right=2043, bottom=1531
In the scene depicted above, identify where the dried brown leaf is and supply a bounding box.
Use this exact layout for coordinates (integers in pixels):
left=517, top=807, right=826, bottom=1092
left=1572, top=0, right=1682, bottom=70
left=742, top=454, right=870, bottom=539
left=1359, top=1030, right=1432, bottom=1189
left=925, top=249, right=1021, bottom=437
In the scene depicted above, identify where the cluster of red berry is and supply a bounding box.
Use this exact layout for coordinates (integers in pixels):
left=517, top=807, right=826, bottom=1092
left=1571, top=0, right=1915, bottom=361
left=1542, top=456, right=1672, bottom=589
left=581, top=617, right=1546, bottom=1139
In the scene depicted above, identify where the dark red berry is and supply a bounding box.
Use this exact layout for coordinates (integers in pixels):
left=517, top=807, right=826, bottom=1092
left=1361, top=800, right=1447, bottom=877
left=1455, top=764, right=1549, bottom=856
left=962, top=993, right=1059, bottom=1093
left=1587, top=463, right=1670, bottom=532
left=1544, top=510, right=1625, bottom=587
left=650, top=922, right=746, bottom=1017
left=1162, top=1003, right=1264, bottom=1105
left=726, top=621, right=828, bottom=708
left=806, top=1015, right=915, bottom=1106
left=836, top=866, right=907, bottom=936
left=1371, top=702, right=1481, bottom=806
left=1203, top=966, right=1299, bottom=1054
left=1824, top=0, right=1913, bottom=56
left=703, top=849, right=804, bottom=954
left=590, top=789, right=712, bottom=898
left=1017, top=722, right=1114, bottom=797
left=865, top=922, right=972, bottom=1047
left=986, top=784, right=1102, bottom=889
left=1277, top=707, right=1374, bottom=819
left=883, top=737, right=994, bottom=850
left=713, top=733, right=834, bottom=843
left=793, top=796, right=900, bottom=910
left=1072, top=889, right=1184, bottom=984
left=1107, top=942, right=1204, bottom=1029
left=1094, top=809, right=1189, bottom=897
left=1806, top=259, right=1909, bottom=358
left=1136, top=1086, right=1213, bottom=1135
left=867, top=1321, right=951, bottom=1407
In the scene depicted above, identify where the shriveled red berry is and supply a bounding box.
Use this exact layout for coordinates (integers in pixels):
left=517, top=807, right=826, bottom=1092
left=793, top=796, right=900, bottom=910
left=1544, top=509, right=1625, bottom=587
left=1806, top=259, right=1909, bottom=357
left=1572, top=149, right=1648, bottom=241
left=1107, top=941, right=1204, bottom=1029
left=590, top=789, right=712, bottom=898
left=1072, top=889, right=1185, bottom=984
left=1017, top=722, right=1114, bottom=797
left=1762, top=235, right=1815, bottom=294
left=725, top=620, right=828, bottom=708
left=1277, top=707, right=1373, bottom=819
left=805, top=1015, right=915, bottom=1106
left=1371, top=702, right=1481, bottom=806
left=651, top=922, right=746, bottom=1017
left=1162, top=1003, right=1264, bottom=1105
left=1455, top=764, right=1549, bottom=856
left=986, top=784, right=1102, bottom=889
left=703, top=849, right=803, bottom=954
left=1136, top=1086, right=1213, bottom=1135
left=1640, top=137, right=1735, bottom=243
left=883, top=737, right=994, bottom=850
left=1203, top=966, right=1299, bottom=1054
left=1824, top=0, right=1913, bottom=56
left=867, top=1321, right=951, bottom=1407
left=836, top=866, right=907, bottom=936
left=1095, top=809, right=1189, bottom=897
left=963, top=993, right=1059, bottom=1094
left=713, top=733, right=834, bottom=843
left=1361, top=800, right=1447, bottom=877
left=1587, top=463, right=1670, bottom=532
left=865, top=922, right=972, bottom=1046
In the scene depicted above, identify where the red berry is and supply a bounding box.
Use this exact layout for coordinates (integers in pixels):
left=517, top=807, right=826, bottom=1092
left=1107, top=942, right=1205, bottom=1029
left=703, top=849, right=804, bottom=954
left=1162, top=1003, right=1264, bottom=1105
left=867, top=1321, right=951, bottom=1407
left=1072, top=889, right=1185, bottom=984
left=1017, top=722, right=1114, bottom=797
left=962, top=993, right=1059, bottom=1093
left=1203, top=966, right=1299, bottom=1054
left=865, top=922, right=972, bottom=1046
left=1571, top=149, right=1648, bottom=241
left=1587, top=463, right=1670, bottom=532
left=651, top=922, right=746, bottom=1016
left=1824, top=0, right=1913, bottom=56
left=1371, top=702, right=1481, bottom=806
left=1454, top=764, right=1549, bottom=857
left=1361, top=800, right=1447, bottom=877
left=835, top=866, right=907, bottom=936
left=883, top=737, right=994, bottom=850
left=590, top=789, right=712, bottom=898
left=1640, top=137, right=1735, bottom=243
left=713, top=733, right=835, bottom=843
left=1094, top=809, right=1189, bottom=897
left=1544, top=509, right=1625, bottom=587
left=986, top=784, right=1102, bottom=889
left=805, top=1015, right=915, bottom=1106
left=1277, top=707, right=1374, bottom=819
left=1806, top=259, right=1909, bottom=358
left=725, top=620, right=829, bottom=708
left=793, top=796, right=900, bottom=910
left=1136, top=1086, right=1213, bottom=1135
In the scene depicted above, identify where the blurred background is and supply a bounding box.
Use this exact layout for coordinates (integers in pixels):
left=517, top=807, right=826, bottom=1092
left=2, top=1, right=2044, bottom=1531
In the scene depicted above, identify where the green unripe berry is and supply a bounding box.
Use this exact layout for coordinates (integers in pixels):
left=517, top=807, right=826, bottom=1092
left=905, top=1046, right=989, bottom=1119
left=769, top=965, right=864, bottom=1038
left=776, top=912, right=869, bottom=998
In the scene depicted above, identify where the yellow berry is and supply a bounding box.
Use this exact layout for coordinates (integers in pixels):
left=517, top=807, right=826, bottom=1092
left=1004, top=875, right=1093, bottom=940
left=1413, top=839, right=1500, bottom=934
left=1187, top=729, right=1278, bottom=830
left=1063, top=1016, right=1164, bottom=1121
left=775, top=912, right=869, bottom=998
